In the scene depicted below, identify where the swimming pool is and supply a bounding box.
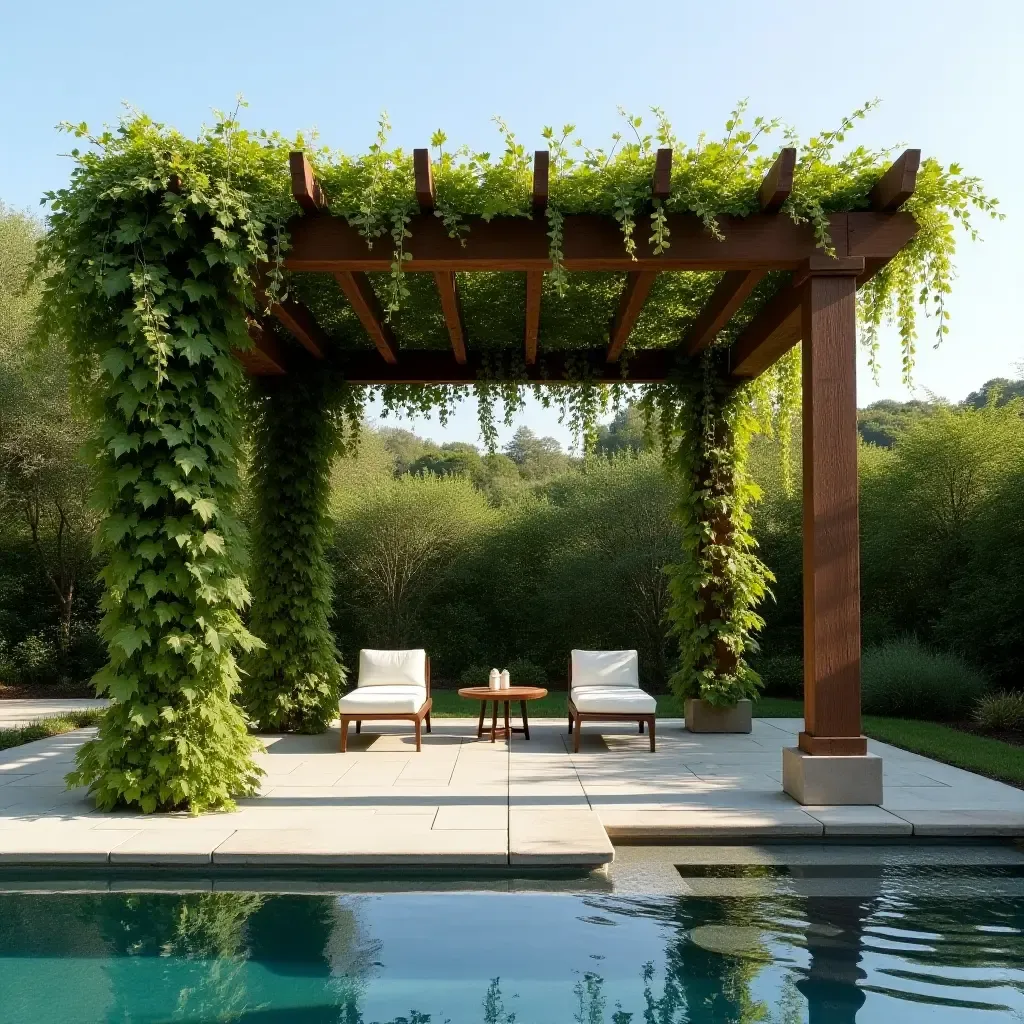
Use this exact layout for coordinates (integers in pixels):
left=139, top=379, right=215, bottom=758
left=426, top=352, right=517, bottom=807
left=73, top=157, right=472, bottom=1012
left=1, top=864, right=1022, bottom=1022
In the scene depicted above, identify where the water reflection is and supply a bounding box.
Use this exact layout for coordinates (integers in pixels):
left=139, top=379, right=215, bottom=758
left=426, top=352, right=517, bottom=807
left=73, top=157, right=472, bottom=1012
left=0, top=876, right=1022, bottom=1023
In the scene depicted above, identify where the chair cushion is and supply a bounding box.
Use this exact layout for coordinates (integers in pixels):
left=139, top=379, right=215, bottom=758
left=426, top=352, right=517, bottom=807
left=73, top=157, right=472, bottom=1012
left=571, top=685, right=656, bottom=714
left=339, top=685, right=428, bottom=715
left=571, top=650, right=639, bottom=688
left=358, top=649, right=426, bottom=687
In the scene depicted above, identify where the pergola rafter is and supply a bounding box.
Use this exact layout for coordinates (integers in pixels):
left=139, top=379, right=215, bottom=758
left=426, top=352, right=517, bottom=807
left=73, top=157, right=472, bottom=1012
left=247, top=146, right=920, bottom=390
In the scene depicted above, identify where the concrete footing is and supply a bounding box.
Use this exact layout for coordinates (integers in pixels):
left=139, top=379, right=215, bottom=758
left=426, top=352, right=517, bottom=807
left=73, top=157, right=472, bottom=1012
left=782, top=746, right=883, bottom=806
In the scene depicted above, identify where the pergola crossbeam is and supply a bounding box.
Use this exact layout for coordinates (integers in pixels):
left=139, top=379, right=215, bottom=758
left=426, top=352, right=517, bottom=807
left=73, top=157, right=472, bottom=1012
left=285, top=210, right=917, bottom=273
left=333, top=271, right=400, bottom=365
left=871, top=149, right=921, bottom=211
left=289, top=152, right=328, bottom=213
left=652, top=149, right=672, bottom=199
left=532, top=151, right=549, bottom=210
left=269, top=298, right=328, bottom=359
left=525, top=271, right=543, bottom=365
left=434, top=270, right=467, bottom=364
left=414, top=149, right=435, bottom=210
left=236, top=322, right=288, bottom=375
left=758, top=148, right=796, bottom=212
left=682, top=270, right=763, bottom=356
left=607, top=271, right=658, bottom=362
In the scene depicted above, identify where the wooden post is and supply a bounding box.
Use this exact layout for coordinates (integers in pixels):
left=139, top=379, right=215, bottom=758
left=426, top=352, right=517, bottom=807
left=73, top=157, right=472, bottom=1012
left=799, top=273, right=868, bottom=757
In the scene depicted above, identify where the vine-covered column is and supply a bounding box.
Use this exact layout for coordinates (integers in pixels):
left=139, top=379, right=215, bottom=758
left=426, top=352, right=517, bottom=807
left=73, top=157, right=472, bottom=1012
left=662, top=356, right=773, bottom=706
left=241, top=367, right=347, bottom=732
left=38, top=120, right=280, bottom=811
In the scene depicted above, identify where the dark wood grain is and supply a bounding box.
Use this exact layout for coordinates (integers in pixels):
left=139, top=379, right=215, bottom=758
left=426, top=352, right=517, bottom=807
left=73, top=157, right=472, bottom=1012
left=728, top=284, right=803, bottom=378
left=870, top=149, right=921, bottom=212
left=532, top=150, right=549, bottom=210
left=433, top=270, right=467, bottom=364
left=289, top=152, right=327, bottom=213
left=682, top=270, right=762, bottom=355
left=414, top=148, right=435, bottom=210
left=757, top=148, right=796, bottom=212
left=606, top=271, right=658, bottom=361
left=798, top=274, right=867, bottom=757
left=235, top=322, right=287, bottom=375
left=524, top=271, right=543, bottom=365
left=333, top=270, right=399, bottom=364
left=285, top=211, right=915, bottom=273
left=652, top=148, right=672, bottom=199
left=270, top=299, right=327, bottom=359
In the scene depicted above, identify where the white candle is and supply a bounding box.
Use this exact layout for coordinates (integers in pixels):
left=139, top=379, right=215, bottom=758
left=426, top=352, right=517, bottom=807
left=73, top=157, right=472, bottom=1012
left=500, top=669, right=510, bottom=690
left=488, top=669, right=500, bottom=691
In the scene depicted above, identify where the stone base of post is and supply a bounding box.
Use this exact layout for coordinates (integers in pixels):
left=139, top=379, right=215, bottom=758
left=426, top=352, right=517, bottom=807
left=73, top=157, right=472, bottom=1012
left=782, top=747, right=883, bottom=805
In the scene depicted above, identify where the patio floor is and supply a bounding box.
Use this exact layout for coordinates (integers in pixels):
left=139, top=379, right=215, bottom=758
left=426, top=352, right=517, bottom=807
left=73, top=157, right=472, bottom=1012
left=1, top=715, right=1022, bottom=869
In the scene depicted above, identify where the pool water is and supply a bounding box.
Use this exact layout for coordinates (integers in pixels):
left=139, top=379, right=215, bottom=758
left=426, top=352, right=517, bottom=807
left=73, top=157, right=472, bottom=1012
left=1, top=879, right=1022, bottom=1023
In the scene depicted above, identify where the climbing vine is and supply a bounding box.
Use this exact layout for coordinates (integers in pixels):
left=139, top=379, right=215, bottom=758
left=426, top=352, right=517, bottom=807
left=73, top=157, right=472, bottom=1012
left=241, top=366, right=359, bottom=732
left=36, top=111, right=295, bottom=811
left=641, top=355, right=773, bottom=706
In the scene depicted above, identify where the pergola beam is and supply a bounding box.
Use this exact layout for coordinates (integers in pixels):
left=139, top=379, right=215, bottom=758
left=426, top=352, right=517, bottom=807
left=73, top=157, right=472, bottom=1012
left=334, top=347, right=676, bottom=385
left=434, top=270, right=467, bottom=364
left=871, top=149, right=921, bottom=211
left=269, top=298, right=328, bottom=359
left=728, top=255, right=866, bottom=379
left=682, top=270, right=763, bottom=356
left=758, top=148, right=796, bottom=212
left=285, top=210, right=917, bottom=273
left=606, top=271, right=658, bottom=362
left=525, top=271, right=543, bottom=365
left=652, top=149, right=672, bottom=199
left=333, top=271, right=400, bottom=365
left=414, top=149, right=435, bottom=210
left=236, top=322, right=288, bottom=375
left=289, top=152, right=328, bottom=213
left=532, top=151, right=549, bottom=210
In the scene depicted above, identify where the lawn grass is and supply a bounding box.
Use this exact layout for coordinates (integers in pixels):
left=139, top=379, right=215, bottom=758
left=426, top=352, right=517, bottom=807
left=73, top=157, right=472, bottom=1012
left=863, top=715, right=1024, bottom=789
left=0, top=710, right=104, bottom=753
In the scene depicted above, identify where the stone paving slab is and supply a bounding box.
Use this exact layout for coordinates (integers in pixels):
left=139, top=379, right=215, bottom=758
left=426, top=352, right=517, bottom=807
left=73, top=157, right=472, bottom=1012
left=0, top=708, right=1022, bottom=868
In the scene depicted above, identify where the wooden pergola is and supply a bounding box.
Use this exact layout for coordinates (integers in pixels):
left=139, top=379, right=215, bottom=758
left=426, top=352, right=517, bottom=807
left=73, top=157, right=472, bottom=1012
left=241, top=144, right=922, bottom=779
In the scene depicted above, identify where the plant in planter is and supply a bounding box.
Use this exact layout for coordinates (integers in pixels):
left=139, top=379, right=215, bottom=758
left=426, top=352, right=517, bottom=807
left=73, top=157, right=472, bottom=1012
left=649, top=355, right=771, bottom=734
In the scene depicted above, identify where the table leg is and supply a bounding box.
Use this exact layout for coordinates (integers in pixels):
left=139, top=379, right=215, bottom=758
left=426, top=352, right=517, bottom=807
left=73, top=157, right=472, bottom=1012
left=477, top=702, right=485, bottom=738
left=521, top=700, right=530, bottom=740
left=503, top=701, right=510, bottom=741
left=491, top=701, right=498, bottom=742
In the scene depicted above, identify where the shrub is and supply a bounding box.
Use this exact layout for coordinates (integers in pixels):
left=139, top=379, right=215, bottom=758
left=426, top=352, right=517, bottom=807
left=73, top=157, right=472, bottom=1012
left=459, top=664, right=492, bottom=687
left=505, top=658, right=547, bottom=688
left=754, top=654, right=803, bottom=699
left=861, top=637, right=988, bottom=720
left=973, top=692, right=1024, bottom=733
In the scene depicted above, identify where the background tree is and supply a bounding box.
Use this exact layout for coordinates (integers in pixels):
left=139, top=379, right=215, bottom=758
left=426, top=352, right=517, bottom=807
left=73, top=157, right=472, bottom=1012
left=503, top=426, right=572, bottom=480
left=0, top=205, right=101, bottom=685
left=333, top=474, right=497, bottom=652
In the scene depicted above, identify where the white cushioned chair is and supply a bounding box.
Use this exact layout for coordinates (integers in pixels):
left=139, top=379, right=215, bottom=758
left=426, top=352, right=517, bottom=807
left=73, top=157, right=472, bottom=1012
left=339, top=649, right=432, bottom=752
left=568, top=649, right=656, bottom=752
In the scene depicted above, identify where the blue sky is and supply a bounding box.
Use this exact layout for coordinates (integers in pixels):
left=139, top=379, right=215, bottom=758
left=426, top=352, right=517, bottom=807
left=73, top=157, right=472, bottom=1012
left=3, top=0, right=1020, bottom=450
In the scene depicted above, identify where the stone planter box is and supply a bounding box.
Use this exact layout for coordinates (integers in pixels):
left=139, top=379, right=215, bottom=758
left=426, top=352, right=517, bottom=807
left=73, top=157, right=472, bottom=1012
left=684, top=698, right=752, bottom=734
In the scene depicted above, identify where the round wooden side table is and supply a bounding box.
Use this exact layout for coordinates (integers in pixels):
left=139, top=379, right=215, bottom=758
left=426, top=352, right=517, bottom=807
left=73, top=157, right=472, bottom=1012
left=457, top=686, right=549, bottom=742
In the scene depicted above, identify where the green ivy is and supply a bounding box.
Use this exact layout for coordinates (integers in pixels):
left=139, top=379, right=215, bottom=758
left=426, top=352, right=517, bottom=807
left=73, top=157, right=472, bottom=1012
left=34, top=111, right=297, bottom=811
left=241, top=366, right=358, bottom=732
left=643, top=353, right=775, bottom=706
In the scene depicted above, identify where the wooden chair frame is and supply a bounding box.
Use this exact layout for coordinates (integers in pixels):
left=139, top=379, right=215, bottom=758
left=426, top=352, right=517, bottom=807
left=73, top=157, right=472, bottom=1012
left=340, top=655, right=432, bottom=753
left=566, top=657, right=656, bottom=753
